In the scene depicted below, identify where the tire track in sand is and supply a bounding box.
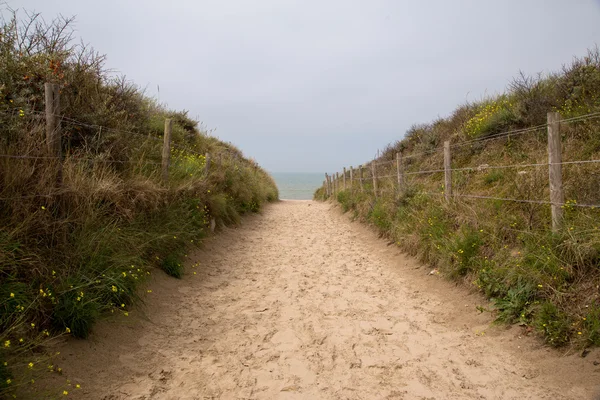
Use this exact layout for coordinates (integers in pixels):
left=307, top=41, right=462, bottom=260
left=55, top=201, right=599, bottom=399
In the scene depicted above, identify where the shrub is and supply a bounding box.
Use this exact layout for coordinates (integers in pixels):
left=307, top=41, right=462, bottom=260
left=465, top=97, right=518, bottom=138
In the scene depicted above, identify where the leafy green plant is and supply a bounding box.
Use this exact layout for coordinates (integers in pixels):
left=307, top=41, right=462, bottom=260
left=534, top=302, right=572, bottom=347
left=494, top=279, right=536, bottom=324
left=476, top=264, right=508, bottom=299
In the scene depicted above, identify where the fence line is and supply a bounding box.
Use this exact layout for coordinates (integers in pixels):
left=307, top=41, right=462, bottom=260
left=450, top=125, right=547, bottom=150
left=325, top=111, right=600, bottom=231
left=8, top=107, right=237, bottom=160
left=1, top=109, right=239, bottom=164
left=0, top=153, right=165, bottom=165
left=560, top=111, right=600, bottom=124
left=0, top=83, right=253, bottom=206
left=403, top=148, right=441, bottom=160
left=420, top=192, right=600, bottom=209
left=396, top=111, right=600, bottom=161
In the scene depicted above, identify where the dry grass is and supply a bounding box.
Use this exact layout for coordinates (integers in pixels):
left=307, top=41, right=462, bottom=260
left=0, top=9, right=278, bottom=397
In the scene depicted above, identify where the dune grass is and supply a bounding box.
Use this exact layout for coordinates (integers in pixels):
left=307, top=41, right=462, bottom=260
left=0, top=10, right=278, bottom=396
left=317, top=47, right=600, bottom=349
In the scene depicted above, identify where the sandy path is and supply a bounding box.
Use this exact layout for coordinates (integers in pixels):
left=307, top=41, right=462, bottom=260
left=54, top=201, right=599, bottom=399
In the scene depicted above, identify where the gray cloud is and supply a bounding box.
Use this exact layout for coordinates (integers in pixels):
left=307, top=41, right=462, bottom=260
left=12, top=0, right=600, bottom=173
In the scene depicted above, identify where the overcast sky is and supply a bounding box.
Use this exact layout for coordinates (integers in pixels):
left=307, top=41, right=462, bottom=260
left=12, top=0, right=600, bottom=173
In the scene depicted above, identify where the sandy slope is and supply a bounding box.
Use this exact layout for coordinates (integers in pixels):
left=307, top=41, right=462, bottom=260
left=51, top=201, right=599, bottom=399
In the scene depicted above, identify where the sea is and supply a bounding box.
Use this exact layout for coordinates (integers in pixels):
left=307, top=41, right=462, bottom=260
left=270, top=172, right=325, bottom=200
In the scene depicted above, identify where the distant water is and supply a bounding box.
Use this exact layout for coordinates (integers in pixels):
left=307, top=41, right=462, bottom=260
left=271, top=172, right=324, bottom=200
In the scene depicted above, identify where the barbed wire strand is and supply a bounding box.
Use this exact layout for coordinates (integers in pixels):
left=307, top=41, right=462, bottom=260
left=336, top=158, right=600, bottom=180
left=420, top=192, right=600, bottom=208
left=18, top=110, right=214, bottom=158
left=365, top=111, right=600, bottom=164
left=560, top=111, right=600, bottom=124
left=2, top=110, right=236, bottom=160
left=0, top=153, right=165, bottom=166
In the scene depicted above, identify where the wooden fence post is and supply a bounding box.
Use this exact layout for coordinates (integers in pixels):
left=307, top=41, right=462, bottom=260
left=359, top=165, right=364, bottom=192
left=396, top=152, right=404, bottom=195
left=548, top=112, right=564, bottom=231
left=331, top=173, right=336, bottom=196
left=371, top=162, right=378, bottom=199
left=325, top=173, right=330, bottom=197
left=349, top=166, right=353, bottom=191
left=162, top=119, right=172, bottom=181
left=336, top=172, right=340, bottom=196
left=44, top=83, right=61, bottom=159
left=444, top=141, right=452, bottom=201
left=205, top=152, right=211, bottom=175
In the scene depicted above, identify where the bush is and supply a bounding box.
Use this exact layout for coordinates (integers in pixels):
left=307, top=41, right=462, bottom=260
left=465, top=97, right=519, bottom=138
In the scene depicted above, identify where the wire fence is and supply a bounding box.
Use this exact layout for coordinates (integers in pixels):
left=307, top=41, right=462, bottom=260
left=2, top=106, right=242, bottom=159
left=0, top=93, right=250, bottom=203
left=323, top=111, right=600, bottom=230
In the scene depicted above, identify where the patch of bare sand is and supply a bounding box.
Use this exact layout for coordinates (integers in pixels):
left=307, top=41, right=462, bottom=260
left=48, top=201, right=600, bottom=399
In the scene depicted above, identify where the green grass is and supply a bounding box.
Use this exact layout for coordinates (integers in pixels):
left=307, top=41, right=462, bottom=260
left=317, top=46, right=600, bottom=349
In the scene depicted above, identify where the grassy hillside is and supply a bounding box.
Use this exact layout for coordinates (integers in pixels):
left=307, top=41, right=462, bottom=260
left=316, top=47, right=600, bottom=348
left=0, top=11, right=277, bottom=396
